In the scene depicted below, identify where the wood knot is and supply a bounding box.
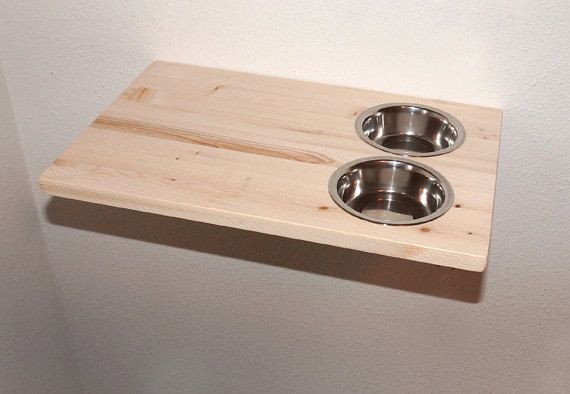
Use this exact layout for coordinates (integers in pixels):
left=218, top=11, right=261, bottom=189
left=318, top=206, right=329, bottom=211
left=127, top=86, right=155, bottom=102
left=420, top=227, right=430, bottom=233
left=468, top=231, right=473, bottom=235
left=455, top=203, right=461, bottom=208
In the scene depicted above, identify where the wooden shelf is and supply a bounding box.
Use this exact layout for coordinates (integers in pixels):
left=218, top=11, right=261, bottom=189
left=39, top=61, right=502, bottom=272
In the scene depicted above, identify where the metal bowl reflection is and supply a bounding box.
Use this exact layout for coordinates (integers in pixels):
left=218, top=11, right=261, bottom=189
left=328, top=157, right=454, bottom=225
left=355, top=103, right=465, bottom=156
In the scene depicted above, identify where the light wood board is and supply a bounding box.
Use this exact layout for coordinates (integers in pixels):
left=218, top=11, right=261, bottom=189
left=39, top=61, right=502, bottom=271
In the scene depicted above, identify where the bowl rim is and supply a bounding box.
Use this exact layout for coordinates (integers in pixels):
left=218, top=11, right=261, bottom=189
left=328, top=156, right=455, bottom=226
left=355, top=103, right=466, bottom=157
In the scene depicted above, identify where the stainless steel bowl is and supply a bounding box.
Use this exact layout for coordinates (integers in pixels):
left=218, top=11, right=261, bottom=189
left=329, top=157, right=454, bottom=225
left=355, top=103, right=465, bottom=157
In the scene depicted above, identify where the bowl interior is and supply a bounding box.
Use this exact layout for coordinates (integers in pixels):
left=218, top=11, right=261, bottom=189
left=332, top=158, right=452, bottom=225
left=358, top=105, right=464, bottom=156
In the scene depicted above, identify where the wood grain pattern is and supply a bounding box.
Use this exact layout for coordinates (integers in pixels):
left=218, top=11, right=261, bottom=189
left=39, top=61, right=502, bottom=271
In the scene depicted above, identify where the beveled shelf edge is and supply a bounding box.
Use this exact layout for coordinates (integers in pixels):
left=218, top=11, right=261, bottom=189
left=39, top=177, right=488, bottom=272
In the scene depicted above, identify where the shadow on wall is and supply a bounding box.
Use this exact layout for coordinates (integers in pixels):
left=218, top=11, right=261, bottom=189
left=45, top=197, right=485, bottom=303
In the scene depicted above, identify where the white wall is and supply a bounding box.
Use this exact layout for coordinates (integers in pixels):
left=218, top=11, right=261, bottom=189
left=2, top=1, right=570, bottom=392
left=0, top=64, right=82, bottom=393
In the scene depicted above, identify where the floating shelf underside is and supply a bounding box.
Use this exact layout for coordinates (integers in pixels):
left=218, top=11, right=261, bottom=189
left=40, top=61, right=502, bottom=272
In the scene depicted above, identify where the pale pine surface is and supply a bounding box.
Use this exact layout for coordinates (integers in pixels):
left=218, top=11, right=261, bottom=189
left=40, top=62, right=502, bottom=271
